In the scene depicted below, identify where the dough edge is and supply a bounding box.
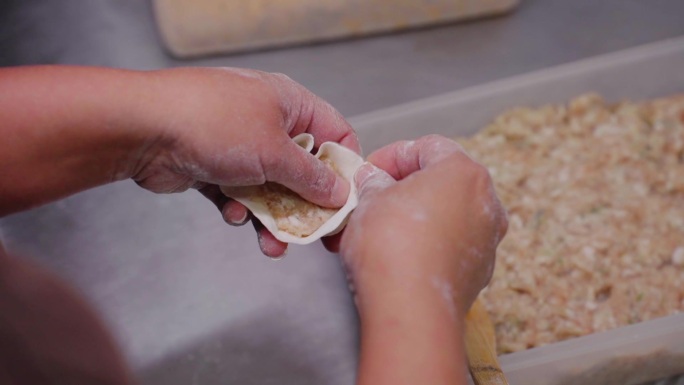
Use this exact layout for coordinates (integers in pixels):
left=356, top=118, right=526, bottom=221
left=220, top=133, right=364, bottom=245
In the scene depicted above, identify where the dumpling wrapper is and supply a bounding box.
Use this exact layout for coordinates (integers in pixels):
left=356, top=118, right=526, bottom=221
left=220, top=133, right=364, bottom=245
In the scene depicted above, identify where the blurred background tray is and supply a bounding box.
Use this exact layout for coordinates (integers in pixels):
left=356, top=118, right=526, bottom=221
left=153, top=0, right=518, bottom=57
left=350, top=36, right=684, bottom=150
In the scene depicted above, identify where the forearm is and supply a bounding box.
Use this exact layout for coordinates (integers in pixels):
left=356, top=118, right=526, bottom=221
left=353, top=252, right=470, bottom=385
left=0, top=66, right=160, bottom=216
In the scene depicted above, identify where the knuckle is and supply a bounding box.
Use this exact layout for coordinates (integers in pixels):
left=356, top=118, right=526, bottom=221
left=423, top=133, right=448, bottom=142
left=473, top=161, right=493, bottom=181
left=269, top=72, right=301, bottom=92
left=466, top=159, right=492, bottom=183
left=423, top=134, right=461, bottom=149
left=417, top=135, right=468, bottom=166
left=498, top=209, right=510, bottom=238
left=316, top=169, right=338, bottom=197
left=260, top=150, right=282, bottom=174
left=483, top=259, right=496, bottom=287
left=270, top=72, right=294, bottom=82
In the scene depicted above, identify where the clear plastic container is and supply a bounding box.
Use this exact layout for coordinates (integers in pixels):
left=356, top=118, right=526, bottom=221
left=349, top=37, right=684, bottom=385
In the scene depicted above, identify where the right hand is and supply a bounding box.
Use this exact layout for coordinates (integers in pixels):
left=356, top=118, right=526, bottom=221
left=335, top=135, right=508, bottom=314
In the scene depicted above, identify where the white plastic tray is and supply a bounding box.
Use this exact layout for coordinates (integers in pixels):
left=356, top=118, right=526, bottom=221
left=350, top=37, right=684, bottom=153
left=349, top=37, right=684, bottom=385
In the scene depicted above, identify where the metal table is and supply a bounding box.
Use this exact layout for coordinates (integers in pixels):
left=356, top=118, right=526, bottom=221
left=1, top=1, right=683, bottom=384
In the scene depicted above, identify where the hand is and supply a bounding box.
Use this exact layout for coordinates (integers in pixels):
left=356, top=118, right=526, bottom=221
left=335, top=135, right=508, bottom=385
left=130, top=68, right=361, bottom=257
left=333, top=135, right=507, bottom=309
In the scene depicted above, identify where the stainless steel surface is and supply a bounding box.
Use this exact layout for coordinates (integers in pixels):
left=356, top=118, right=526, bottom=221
left=2, top=0, right=684, bottom=116
left=1, top=1, right=684, bottom=384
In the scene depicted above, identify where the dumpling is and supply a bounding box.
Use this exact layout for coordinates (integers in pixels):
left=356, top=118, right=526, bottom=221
left=220, top=133, right=364, bottom=244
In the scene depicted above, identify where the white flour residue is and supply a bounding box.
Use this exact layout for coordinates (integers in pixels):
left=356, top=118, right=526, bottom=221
left=178, top=159, right=212, bottom=183
left=431, top=276, right=458, bottom=319
left=481, top=199, right=494, bottom=219
left=410, top=208, right=429, bottom=222
left=341, top=260, right=362, bottom=308
left=257, top=231, right=287, bottom=260
left=418, top=135, right=467, bottom=169
left=322, top=100, right=355, bottom=144
left=355, top=162, right=395, bottom=197
left=468, top=246, right=485, bottom=260
left=462, top=240, right=496, bottom=286
left=397, top=140, right=416, bottom=169
left=219, top=67, right=262, bottom=79
left=210, top=145, right=267, bottom=186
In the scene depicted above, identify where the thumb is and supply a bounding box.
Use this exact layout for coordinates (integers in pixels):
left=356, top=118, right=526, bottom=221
left=354, top=162, right=396, bottom=200
left=266, top=139, right=350, bottom=208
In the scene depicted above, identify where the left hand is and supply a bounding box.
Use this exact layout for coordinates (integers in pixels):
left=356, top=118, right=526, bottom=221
left=129, top=67, right=361, bottom=257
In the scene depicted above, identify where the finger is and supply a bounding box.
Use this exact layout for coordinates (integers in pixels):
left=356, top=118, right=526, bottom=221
left=354, top=162, right=396, bottom=200
left=498, top=209, right=509, bottom=244
left=367, top=135, right=467, bottom=180
left=302, top=99, right=362, bottom=154
left=265, top=139, right=350, bottom=209
left=320, top=162, right=391, bottom=253
left=222, top=200, right=250, bottom=226
left=197, top=184, right=228, bottom=211
left=322, top=231, right=344, bottom=253
left=252, top=219, right=288, bottom=259
left=198, top=185, right=250, bottom=226
left=271, top=73, right=362, bottom=154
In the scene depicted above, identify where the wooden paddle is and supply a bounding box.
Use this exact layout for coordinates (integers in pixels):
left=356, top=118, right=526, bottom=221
left=464, top=298, right=509, bottom=385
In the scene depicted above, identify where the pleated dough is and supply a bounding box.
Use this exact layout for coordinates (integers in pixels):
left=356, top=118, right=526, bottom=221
left=220, top=133, right=364, bottom=244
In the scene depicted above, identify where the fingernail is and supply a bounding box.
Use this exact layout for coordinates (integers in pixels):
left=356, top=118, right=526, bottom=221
left=269, top=248, right=288, bottom=261
left=233, top=211, right=249, bottom=225
left=354, top=162, right=376, bottom=187
left=225, top=210, right=248, bottom=226
left=331, top=176, right=351, bottom=207
left=353, top=162, right=396, bottom=196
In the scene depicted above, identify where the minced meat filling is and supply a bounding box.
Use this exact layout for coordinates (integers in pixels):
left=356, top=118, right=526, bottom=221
left=457, top=94, right=684, bottom=353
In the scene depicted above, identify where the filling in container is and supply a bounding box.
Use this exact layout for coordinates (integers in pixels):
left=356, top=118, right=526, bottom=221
left=350, top=37, right=684, bottom=385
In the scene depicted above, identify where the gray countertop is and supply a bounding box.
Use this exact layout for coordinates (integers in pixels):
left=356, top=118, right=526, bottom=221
left=1, top=1, right=684, bottom=384
left=3, top=0, right=684, bottom=116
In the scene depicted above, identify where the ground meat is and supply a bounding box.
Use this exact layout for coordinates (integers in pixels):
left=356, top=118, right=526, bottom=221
left=457, top=93, right=684, bottom=354
left=252, top=182, right=337, bottom=237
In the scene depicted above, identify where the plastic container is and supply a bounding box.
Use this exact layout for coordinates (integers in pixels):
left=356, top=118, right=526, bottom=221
left=153, top=0, right=518, bottom=57
left=349, top=37, right=684, bottom=385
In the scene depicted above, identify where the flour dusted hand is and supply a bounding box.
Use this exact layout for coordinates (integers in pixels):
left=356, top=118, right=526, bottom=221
left=327, top=135, right=508, bottom=385
left=221, top=133, right=364, bottom=244
left=128, top=68, right=361, bottom=257
left=339, top=135, right=508, bottom=314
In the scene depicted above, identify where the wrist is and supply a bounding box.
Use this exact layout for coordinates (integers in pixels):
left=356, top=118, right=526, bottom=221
left=355, top=263, right=470, bottom=323
left=109, top=69, right=176, bottom=182
left=353, top=253, right=469, bottom=385
left=349, top=241, right=471, bottom=316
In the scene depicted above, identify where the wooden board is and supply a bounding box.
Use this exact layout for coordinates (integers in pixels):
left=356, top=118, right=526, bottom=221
left=153, top=0, right=518, bottom=58
left=465, top=299, right=509, bottom=385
